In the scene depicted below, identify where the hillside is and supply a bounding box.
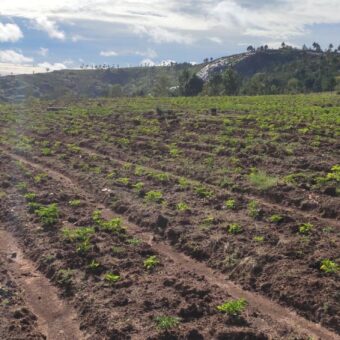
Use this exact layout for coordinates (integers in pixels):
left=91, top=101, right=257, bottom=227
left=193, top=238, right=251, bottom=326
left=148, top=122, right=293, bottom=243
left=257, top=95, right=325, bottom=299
left=0, top=48, right=339, bottom=101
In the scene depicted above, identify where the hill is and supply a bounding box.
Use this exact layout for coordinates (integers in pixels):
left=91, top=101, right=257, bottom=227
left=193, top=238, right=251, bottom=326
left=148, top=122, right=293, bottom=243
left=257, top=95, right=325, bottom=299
left=0, top=48, right=339, bottom=101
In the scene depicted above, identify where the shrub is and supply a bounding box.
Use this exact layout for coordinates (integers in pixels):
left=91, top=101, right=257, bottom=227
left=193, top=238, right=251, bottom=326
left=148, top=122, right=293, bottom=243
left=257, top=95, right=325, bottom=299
left=117, top=177, right=129, bottom=185
left=178, top=177, right=190, bottom=189
left=69, top=199, right=81, bottom=207
left=133, top=182, right=144, bottom=192
left=24, top=192, right=36, bottom=201
left=144, top=255, right=160, bottom=270
left=320, top=259, right=339, bottom=273
left=217, top=298, right=247, bottom=315
left=155, top=316, right=180, bottom=330
left=62, top=227, right=95, bottom=241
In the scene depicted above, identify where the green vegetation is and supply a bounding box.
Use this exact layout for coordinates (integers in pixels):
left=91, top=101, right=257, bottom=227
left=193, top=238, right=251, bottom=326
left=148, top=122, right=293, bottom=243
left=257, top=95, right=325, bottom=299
left=217, top=298, right=247, bottom=315
left=247, top=200, right=260, bottom=218
left=195, top=185, right=213, bottom=198
left=269, top=214, right=283, bottom=223
left=154, top=316, right=180, bottom=330
left=145, top=191, right=164, bottom=203
left=69, top=199, right=81, bottom=207
left=34, top=204, right=59, bottom=228
left=144, top=255, right=160, bottom=270
left=227, top=223, right=243, bottom=234
left=299, top=223, right=313, bottom=235
left=224, top=199, right=236, bottom=210
left=320, top=259, right=339, bottom=274
left=104, top=273, right=121, bottom=284
left=248, top=169, right=278, bottom=190
left=176, top=202, right=189, bottom=212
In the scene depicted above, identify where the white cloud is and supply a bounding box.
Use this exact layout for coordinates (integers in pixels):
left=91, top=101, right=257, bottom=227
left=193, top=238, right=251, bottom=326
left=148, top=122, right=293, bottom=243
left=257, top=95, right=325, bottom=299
left=100, top=50, right=118, bottom=57
left=0, top=22, right=23, bottom=42
left=37, top=62, right=67, bottom=71
left=209, top=37, right=223, bottom=44
left=0, top=50, right=33, bottom=64
left=132, top=25, right=194, bottom=44
left=135, top=48, right=158, bottom=59
left=38, top=47, right=49, bottom=56
left=34, top=17, right=65, bottom=40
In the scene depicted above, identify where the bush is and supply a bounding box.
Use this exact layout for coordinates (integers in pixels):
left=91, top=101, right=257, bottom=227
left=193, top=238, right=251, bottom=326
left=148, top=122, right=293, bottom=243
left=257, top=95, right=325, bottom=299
left=35, top=203, right=59, bottom=228
left=217, top=298, right=247, bottom=315
left=155, top=316, right=180, bottom=330
left=320, top=259, right=339, bottom=273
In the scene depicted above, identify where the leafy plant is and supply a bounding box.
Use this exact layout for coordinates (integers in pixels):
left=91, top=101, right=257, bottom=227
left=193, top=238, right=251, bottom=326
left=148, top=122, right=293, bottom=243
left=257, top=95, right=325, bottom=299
left=144, top=255, right=160, bottom=270
left=224, top=199, right=236, bottom=210
left=69, top=199, right=81, bottom=207
left=35, top=203, right=59, bottom=228
left=88, top=260, right=100, bottom=270
left=248, top=169, right=278, bottom=190
left=299, top=223, right=313, bottom=235
left=320, top=259, right=339, bottom=274
left=195, top=185, right=213, bottom=198
left=34, top=173, right=48, bottom=184
left=269, top=214, right=283, bottom=223
left=133, top=182, right=144, bottom=192
left=76, top=238, right=92, bottom=254
left=227, top=223, right=243, bottom=234
left=56, top=269, right=73, bottom=286
left=217, top=298, right=247, bottom=315
left=176, top=202, right=189, bottom=212
left=24, top=192, right=36, bottom=201
left=253, top=236, right=264, bottom=242
left=247, top=200, right=260, bottom=218
left=117, top=177, right=129, bottom=185
left=62, top=227, right=95, bottom=241
left=104, top=273, right=121, bottom=284
left=145, top=191, right=163, bottom=203
left=155, top=316, right=180, bottom=330
left=178, top=177, right=190, bottom=189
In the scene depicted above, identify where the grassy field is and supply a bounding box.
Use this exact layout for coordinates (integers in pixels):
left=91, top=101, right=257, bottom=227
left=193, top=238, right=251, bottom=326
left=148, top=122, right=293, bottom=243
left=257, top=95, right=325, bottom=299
left=0, top=93, right=339, bottom=339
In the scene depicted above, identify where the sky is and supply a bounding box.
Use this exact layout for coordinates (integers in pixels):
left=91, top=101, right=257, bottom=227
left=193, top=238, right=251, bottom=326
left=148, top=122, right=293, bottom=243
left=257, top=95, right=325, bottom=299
left=0, top=0, right=339, bottom=75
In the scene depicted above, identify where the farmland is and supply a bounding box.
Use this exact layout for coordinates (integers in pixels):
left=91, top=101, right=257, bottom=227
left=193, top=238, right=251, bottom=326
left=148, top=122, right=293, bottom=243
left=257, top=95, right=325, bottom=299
left=0, top=93, right=339, bottom=339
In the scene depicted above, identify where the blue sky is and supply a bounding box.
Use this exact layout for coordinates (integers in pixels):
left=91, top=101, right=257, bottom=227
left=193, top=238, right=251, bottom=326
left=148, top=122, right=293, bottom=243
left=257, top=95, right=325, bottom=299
left=0, top=0, right=339, bottom=75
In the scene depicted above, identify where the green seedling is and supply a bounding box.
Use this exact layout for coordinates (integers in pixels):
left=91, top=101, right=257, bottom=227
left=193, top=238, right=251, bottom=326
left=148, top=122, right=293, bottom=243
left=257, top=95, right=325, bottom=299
left=299, top=223, right=313, bottom=235
left=217, top=298, right=247, bottom=315
left=144, top=255, right=160, bottom=270
left=155, top=316, right=180, bottom=330
left=104, top=273, right=121, bottom=284
left=224, top=199, right=236, bottom=210
left=320, top=259, right=339, bottom=274
left=227, top=223, right=243, bottom=234
left=176, top=202, right=189, bottom=212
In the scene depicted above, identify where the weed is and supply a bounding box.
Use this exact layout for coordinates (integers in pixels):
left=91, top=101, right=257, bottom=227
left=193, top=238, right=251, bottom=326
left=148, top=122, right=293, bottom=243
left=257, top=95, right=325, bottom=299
left=16, top=182, right=28, bottom=192
left=217, top=298, right=247, bottom=315
left=34, top=173, right=48, bottom=184
left=35, top=204, right=59, bottom=228
left=227, top=223, right=243, bottom=234
left=92, top=210, right=124, bottom=233
left=133, top=182, right=144, bottom=192
left=144, top=255, right=160, bottom=270
left=127, top=237, right=141, bottom=246
left=76, top=238, right=92, bottom=254
left=299, top=223, right=313, bottom=235
left=202, top=216, right=215, bottom=227
left=155, top=316, right=180, bottom=330
left=178, top=177, right=190, bottom=189
left=117, top=177, right=129, bottom=185
left=41, top=147, right=52, bottom=156
left=320, top=259, right=339, bottom=274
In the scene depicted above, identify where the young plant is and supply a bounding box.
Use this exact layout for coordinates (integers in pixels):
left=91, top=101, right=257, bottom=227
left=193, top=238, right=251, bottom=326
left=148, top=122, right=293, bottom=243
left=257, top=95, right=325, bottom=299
left=144, top=255, right=160, bottom=270
left=35, top=203, right=59, bottom=228
left=104, top=273, right=121, bottom=284
left=133, top=182, right=144, bottom=192
left=269, top=214, right=283, bottom=223
left=248, top=169, right=278, bottom=190
left=247, top=200, right=260, bottom=218
left=24, top=192, right=36, bottom=201
left=216, top=298, right=247, bottom=315
left=145, top=191, right=163, bottom=203
left=224, top=199, right=236, bottom=210
left=69, top=199, right=81, bottom=207
left=227, top=223, right=243, bottom=234
left=155, top=316, right=180, bottom=330
left=253, top=236, right=264, bottom=242
left=87, top=260, right=100, bottom=270
left=320, top=259, right=339, bottom=274
left=176, top=202, right=189, bottom=212
left=178, top=177, right=190, bottom=189
left=195, top=185, right=213, bottom=199
left=299, top=223, right=313, bottom=235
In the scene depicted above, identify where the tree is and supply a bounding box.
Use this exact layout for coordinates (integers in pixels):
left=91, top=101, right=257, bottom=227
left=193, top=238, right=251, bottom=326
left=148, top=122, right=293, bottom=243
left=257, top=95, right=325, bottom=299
left=312, top=42, right=321, bottom=52
left=179, top=70, right=204, bottom=96
left=247, top=45, right=255, bottom=52
left=154, top=75, right=171, bottom=96
left=222, top=69, right=241, bottom=95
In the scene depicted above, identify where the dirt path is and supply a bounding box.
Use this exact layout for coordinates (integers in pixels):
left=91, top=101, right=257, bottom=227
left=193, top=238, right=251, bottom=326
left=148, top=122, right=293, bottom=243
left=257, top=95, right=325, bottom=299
left=1, top=148, right=339, bottom=339
left=0, top=229, right=86, bottom=340
left=81, top=146, right=340, bottom=228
